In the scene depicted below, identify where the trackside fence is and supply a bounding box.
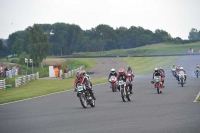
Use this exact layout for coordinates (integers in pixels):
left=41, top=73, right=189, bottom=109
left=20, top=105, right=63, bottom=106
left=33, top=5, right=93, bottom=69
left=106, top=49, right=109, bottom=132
left=63, top=65, right=85, bottom=79
left=0, top=79, right=6, bottom=90
left=15, top=72, right=39, bottom=87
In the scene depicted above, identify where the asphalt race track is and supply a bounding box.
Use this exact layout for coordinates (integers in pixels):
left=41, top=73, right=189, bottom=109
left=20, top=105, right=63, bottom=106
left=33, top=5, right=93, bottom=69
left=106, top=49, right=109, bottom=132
left=0, top=56, right=200, bottom=133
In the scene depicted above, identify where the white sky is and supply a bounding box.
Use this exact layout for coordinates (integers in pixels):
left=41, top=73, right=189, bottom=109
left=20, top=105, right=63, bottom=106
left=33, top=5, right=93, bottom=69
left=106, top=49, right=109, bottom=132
left=0, top=0, right=200, bottom=39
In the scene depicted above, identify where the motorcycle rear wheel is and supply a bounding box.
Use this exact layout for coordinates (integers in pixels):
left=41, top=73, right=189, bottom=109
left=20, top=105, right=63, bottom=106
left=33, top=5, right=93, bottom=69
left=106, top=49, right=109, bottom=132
left=181, top=79, right=184, bottom=87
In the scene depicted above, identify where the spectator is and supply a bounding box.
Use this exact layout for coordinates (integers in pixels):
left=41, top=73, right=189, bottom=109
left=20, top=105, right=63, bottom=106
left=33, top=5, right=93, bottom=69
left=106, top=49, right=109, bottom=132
left=54, top=66, right=59, bottom=78
left=64, top=66, right=69, bottom=73
left=12, top=66, right=16, bottom=76
left=5, top=66, right=9, bottom=78
left=0, top=65, right=2, bottom=78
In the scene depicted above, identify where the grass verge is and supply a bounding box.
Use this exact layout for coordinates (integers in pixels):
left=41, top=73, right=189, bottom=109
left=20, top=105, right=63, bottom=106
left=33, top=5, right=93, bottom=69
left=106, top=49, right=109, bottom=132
left=76, top=42, right=200, bottom=56
left=0, top=77, right=107, bottom=104
left=120, top=56, right=180, bottom=75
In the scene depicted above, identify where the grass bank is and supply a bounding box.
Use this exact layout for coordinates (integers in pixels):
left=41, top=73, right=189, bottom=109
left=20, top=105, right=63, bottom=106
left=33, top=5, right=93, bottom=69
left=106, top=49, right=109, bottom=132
left=75, top=42, right=200, bottom=56
left=121, top=56, right=180, bottom=75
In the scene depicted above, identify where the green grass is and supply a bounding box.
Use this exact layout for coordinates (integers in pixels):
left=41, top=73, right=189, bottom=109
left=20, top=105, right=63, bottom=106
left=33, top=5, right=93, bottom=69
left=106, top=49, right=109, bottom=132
left=75, top=42, right=200, bottom=56
left=197, top=95, right=200, bottom=101
left=121, top=56, right=180, bottom=75
left=0, top=77, right=107, bottom=104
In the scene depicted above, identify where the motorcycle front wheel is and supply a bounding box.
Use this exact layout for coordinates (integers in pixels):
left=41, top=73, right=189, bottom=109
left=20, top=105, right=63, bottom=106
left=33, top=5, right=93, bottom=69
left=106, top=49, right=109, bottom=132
left=79, top=93, right=87, bottom=108
left=121, top=89, right=126, bottom=102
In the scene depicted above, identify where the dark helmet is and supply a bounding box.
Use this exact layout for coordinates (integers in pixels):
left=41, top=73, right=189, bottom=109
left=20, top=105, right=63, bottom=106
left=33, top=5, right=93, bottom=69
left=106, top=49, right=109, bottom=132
left=128, top=66, right=131, bottom=71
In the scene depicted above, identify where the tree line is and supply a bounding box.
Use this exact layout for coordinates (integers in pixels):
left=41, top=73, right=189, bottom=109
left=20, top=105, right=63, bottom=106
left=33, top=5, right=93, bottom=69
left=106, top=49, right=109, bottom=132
left=1, top=23, right=199, bottom=63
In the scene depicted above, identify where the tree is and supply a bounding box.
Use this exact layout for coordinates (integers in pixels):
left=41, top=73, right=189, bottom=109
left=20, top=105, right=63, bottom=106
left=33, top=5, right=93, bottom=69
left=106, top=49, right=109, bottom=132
left=26, top=24, right=50, bottom=67
left=188, top=28, right=199, bottom=40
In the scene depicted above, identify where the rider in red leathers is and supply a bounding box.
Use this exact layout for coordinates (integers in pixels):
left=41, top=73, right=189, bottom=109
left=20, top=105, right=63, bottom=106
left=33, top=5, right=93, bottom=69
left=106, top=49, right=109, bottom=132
left=126, top=66, right=135, bottom=81
left=74, top=70, right=96, bottom=100
left=151, top=68, right=164, bottom=88
left=117, top=68, right=133, bottom=94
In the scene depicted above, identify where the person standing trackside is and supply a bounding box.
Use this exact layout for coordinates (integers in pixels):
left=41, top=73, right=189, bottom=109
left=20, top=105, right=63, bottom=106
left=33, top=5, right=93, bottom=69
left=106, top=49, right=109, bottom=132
left=64, top=66, right=69, bottom=73
left=54, top=66, right=59, bottom=78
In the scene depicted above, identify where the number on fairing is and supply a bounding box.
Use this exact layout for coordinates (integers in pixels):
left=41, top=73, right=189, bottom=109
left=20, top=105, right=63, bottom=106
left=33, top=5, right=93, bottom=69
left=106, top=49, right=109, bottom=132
left=78, top=86, right=83, bottom=91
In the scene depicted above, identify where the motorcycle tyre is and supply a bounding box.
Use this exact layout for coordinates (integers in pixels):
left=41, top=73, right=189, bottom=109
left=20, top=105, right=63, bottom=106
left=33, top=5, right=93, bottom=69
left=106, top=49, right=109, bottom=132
left=121, top=89, right=126, bottom=102
left=79, top=93, right=87, bottom=108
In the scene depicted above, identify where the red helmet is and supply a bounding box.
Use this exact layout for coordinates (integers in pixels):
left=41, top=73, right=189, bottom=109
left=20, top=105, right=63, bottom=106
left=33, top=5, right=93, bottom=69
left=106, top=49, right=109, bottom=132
left=76, top=71, right=81, bottom=79
left=118, top=68, right=124, bottom=75
left=81, top=70, right=86, bottom=76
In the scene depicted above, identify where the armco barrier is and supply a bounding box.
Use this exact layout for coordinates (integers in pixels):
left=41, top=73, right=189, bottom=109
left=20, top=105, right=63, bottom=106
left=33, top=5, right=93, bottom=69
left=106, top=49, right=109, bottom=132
left=0, top=79, right=6, bottom=90
left=63, top=65, right=85, bottom=79
left=15, top=72, right=39, bottom=87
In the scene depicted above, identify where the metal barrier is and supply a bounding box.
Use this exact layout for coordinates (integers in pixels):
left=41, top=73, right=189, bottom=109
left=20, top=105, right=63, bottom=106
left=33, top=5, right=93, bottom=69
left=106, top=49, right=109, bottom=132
left=15, top=72, right=39, bottom=87
left=0, top=79, right=6, bottom=90
left=63, top=65, right=85, bottom=79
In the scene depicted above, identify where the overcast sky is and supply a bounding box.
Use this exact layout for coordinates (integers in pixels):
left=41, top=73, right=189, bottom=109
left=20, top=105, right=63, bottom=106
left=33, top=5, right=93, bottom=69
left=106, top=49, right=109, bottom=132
left=1, top=0, right=200, bottom=39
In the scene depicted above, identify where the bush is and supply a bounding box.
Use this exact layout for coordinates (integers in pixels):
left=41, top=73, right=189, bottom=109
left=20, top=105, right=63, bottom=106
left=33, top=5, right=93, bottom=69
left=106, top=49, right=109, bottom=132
left=10, top=59, right=18, bottom=63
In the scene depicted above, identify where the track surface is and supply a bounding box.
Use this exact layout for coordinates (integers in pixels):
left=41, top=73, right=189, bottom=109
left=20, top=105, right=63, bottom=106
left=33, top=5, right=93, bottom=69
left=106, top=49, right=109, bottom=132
left=0, top=56, right=200, bottom=133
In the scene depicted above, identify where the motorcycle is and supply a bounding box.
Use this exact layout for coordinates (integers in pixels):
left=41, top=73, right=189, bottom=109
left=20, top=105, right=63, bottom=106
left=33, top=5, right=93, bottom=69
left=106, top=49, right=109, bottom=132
left=178, top=71, right=186, bottom=87
left=194, top=69, right=200, bottom=78
left=76, top=84, right=95, bottom=108
left=118, top=80, right=131, bottom=102
left=153, top=76, right=163, bottom=94
left=109, top=76, right=117, bottom=92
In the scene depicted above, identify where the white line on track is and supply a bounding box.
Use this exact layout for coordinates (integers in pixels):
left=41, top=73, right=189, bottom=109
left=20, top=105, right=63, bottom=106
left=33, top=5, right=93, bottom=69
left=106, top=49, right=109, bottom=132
left=193, top=91, right=200, bottom=102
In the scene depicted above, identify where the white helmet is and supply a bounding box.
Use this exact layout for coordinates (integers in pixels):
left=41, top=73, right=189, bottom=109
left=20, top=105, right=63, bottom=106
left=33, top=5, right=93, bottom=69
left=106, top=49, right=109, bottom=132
left=180, top=67, right=183, bottom=70
left=111, top=68, right=115, bottom=74
left=154, top=68, right=158, bottom=72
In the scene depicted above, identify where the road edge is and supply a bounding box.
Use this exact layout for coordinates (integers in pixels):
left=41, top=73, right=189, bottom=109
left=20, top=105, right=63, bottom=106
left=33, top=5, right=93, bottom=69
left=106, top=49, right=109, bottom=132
left=193, top=91, right=200, bottom=102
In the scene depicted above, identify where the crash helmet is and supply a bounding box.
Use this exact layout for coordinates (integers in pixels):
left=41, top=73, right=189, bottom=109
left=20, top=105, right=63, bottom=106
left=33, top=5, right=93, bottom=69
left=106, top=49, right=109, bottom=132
left=128, top=66, right=131, bottom=71
left=111, top=68, right=115, bottom=74
left=159, top=67, right=163, bottom=70
left=118, top=68, right=124, bottom=75
left=196, top=64, right=200, bottom=68
left=180, top=67, right=183, bottom=71
left=154, top=68, right=158, bottom=72
left=81, top=70, right=86, bottom=76
left=76, top=71, right=81, bottom=79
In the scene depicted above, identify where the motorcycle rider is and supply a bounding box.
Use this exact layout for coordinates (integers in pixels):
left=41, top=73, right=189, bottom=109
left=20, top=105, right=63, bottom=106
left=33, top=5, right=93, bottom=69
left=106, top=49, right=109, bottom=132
left=151, top=68, right=164, bottom=88
left=126, top=66, right=135, bottom=81
left=81, top=70, right=92, bottom=88
left=159, top=67, right=165, bottom=87
left=108, top=68, right=118, bottom=87
left=74, top=70, right=96, bottom=100
left=117, top=68, right=133, bottom=94
left=194, top=64, right=200, bottom=75
left=177, top=67, right=187, bottom=83
left=175, top=65, right=181, bottom=80
left=171, top=64, right=176, bottom=70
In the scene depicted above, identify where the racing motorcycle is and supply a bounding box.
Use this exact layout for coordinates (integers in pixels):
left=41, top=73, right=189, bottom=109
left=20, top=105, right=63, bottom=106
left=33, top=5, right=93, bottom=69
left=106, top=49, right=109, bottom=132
left=178, top=71, right=186, bottom=87
left=194, top=69, right=200, bottom=78
left=118, top=80, right=131, bottom=102
left=109, top=76, right=117, bottom=92
left=153, top=76, right=163, bottom=94
left=76, top=84, right=95, bottom=108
